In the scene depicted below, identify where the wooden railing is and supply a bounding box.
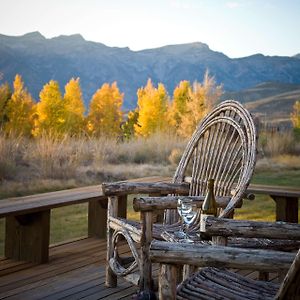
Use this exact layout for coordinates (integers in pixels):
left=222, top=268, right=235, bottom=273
left=0, top=176, right=299, bottom=264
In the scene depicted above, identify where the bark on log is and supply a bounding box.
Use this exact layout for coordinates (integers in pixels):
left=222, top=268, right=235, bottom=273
left=150, top=240, right=294, bottom=272
left=102, top=182, right=189, bottom=196
left=159, top=264, right=177, bottom=300
left=201, top=216, right=300, bottom=240
left=133, top=195, right=232, bottom=212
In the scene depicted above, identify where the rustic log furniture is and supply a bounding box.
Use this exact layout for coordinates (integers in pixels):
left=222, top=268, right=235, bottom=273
left=102, top=100, right=257, bottom=294
left=2, top=178, right=298, bottom=265
left=150, top=217, right=300, bottom=299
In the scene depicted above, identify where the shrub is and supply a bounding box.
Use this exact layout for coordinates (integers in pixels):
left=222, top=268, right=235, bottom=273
left=260, top=131, right=295, bottom=157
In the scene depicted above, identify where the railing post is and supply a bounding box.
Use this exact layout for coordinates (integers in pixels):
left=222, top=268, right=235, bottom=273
left=271, top=196, right=298, bottom=223
left=88, top=195, right=127, bottom=238
left=5, top=210, right=50, bottom=263
left=88, top=200, right=107, bottom=238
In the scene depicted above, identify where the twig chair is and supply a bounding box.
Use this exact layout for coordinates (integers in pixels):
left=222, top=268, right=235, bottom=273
left=102, top=100, right=257, bottom=295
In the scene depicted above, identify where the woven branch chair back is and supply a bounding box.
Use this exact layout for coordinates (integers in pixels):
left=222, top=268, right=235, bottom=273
left=165, top=100, right=257, bottom=224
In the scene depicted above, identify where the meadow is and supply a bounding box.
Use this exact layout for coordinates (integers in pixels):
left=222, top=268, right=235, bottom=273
left=0, top=130, right=299, bottom=255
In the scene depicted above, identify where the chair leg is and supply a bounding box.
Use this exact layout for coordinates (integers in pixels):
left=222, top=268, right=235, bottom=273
left=106, top=196, right=119, bottom=287
left=105, top=226, right=117, bottom=287
left=139, top=212, right=154, bottom=292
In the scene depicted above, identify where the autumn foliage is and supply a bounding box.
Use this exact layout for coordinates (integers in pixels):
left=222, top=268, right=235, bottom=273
left=0, top=72, right=224, bottom=139
left=87, top=82, right=123, bottom=137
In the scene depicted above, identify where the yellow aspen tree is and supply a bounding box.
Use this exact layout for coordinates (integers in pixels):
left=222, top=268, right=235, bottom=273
left=202, top=70, right=223, bottom=112
left=63, top=77, right=85, bottom=135
left=178, top=72, right=222, bottom=137
left=291, top=100, right=300, bottom=128
left=4, top=74, right=36, bottom=137
left=35, top=80, right=65, bottom=136
left=0, top=82, right=12, bottom=129
left=135, top=79, right=169, bottom=137
left=168, top=80, right=191, bottom=132
left=291, top=100, right=300, bottom=133
left=87, top=82, right=123, bottom=137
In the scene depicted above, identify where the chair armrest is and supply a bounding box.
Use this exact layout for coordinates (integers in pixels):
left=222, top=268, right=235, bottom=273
left=201, top=216, right=300, bottom=240
left=102, top=181, right=189, bottom=196
left=133, top=195, right=233, bottom=212
left=150, top=240, right=295, bottom=272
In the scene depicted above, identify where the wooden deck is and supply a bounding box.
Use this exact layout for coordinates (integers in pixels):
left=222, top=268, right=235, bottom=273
left=0, top=237, right=280, bottom=300
left=0, top=237, right=138, bottom=300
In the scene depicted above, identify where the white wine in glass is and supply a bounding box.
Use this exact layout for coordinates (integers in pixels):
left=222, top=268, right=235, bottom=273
left=177, top=198, right=197, bottom=241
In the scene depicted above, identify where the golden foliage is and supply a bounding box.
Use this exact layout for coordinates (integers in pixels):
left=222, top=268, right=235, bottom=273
left=35, top=80, right=65, bottom=136
left=4, top=74, right=36, bottom=137
left=135, top=79, right=169, bottom=137
left=63, top=78, right=85, bottom=135
left=87, top=82, right=123, bottom=137
left=178, top=71, right=223, bottom=137
left=291, top=100, right=300, bottom=129
left=168, top=80, right=191, bottom=131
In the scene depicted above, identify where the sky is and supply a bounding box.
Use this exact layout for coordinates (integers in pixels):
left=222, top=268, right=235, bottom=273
left=0, top=0, right=299, bottom=58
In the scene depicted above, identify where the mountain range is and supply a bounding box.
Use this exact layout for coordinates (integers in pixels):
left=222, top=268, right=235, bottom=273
left=0, top=32, right=300, bottom=117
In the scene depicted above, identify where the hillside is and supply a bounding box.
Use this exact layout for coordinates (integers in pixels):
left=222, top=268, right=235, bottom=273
left=244, top=88, right=300, bottom=125
left=221, top=82, right=300, bottom=125
left=1, top=32, right=300, bottom=110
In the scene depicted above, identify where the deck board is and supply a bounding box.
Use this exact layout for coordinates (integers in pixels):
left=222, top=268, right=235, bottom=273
left=0, top=237, right=279, bottom=299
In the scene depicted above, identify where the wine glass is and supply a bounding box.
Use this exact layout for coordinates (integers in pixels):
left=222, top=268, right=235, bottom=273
left=176, top=198, right=197, bottom=242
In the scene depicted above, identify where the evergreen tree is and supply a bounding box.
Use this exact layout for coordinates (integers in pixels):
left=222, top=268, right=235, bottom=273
left=135, top=79, right=169, bottom=137
left=4, top=74, right=36, bottom=137
left=0, top=82, right=12, bottom=130
left=63, top=77, right=85, bottom=135
left=35, top=80, right=65, bottom=136
left=121, top=109, right=139, bottom=140
left=87, top=82, right=123, bottom=137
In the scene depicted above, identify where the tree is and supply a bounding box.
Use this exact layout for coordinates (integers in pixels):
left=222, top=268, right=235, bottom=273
left=87, top=82, right=123, bottom=137
left=291, top=100, right=300, bottom=137
left=168, top=80, right=191, bottom=131
left=291, top=100, right=300, bottom=128
left=0, top=82, right=12, bottom=130
left=135, top=79, right=169, bottom=137
left=63, top=78, right=85, bottom=135
left=178, top=71, right=223, bottom=137
left=4, top=74, right=36, bottom=137
left=121, top=109, right=139, bottom=140
left=35, top=80, right=65, bottom=136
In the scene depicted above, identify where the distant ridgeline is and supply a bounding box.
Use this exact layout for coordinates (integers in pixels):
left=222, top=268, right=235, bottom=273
left=0, top=32, right=300, bottom=128
left=0, top=32, right=300, bottom=110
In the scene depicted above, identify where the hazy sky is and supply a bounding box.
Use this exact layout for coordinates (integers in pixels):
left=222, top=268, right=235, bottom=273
left=0, top=0, right=299, bottom=58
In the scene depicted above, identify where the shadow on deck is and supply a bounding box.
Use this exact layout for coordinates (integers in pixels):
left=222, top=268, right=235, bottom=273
left=0, top=238, right=280, bottom=300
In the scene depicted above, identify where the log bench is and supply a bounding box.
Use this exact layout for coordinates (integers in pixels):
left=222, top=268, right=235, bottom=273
left=0, top=177, right=299, bottom=264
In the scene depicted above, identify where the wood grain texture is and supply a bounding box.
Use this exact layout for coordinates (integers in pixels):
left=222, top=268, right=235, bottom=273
left=5, top=210, right=50, bottom=263
left=150, top=240, right=295, bottom=272
left=102, top=181, right=189, bottom=196
left=201, top=215, right=300, bottom=239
